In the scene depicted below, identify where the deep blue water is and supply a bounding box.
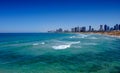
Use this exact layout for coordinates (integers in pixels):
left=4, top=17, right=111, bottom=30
left=0, top=33, right=120, bottom=73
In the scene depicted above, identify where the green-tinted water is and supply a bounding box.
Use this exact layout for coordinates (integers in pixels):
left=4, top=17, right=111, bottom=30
left=0, top=33, right=120, bottom=73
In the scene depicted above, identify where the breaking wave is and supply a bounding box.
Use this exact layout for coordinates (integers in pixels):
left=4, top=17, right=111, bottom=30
left=80, top=34, right=88, bottom=38
left=52, top=44, right=71, bottom=50
left=89, top=37, right=98, bottom=39
left=68, top=41, right=80, bottom=45
left=52, top=41, right=80, bottom=50
left=33, top=43, right=39, bottom=46
left=41, top=42, right=45, bottom=45
left=32, top=42, right=45, bottom=46
left=70, top=36, right=76, bottom=38
left=70, top=34, right=88, bottom=39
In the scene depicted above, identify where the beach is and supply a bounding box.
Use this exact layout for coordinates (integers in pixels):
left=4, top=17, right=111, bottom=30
left=93, top=31, right=120, bottom=36
left=77, top=31, right=120, bottom=38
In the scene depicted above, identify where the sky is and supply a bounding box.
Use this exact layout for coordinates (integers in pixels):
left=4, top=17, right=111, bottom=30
left=0, top=0, right=120, bottom=32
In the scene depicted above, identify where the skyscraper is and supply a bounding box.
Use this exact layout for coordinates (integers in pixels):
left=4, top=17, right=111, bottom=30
left=81, top=27, right=86, bottom=32
left=64, top=30, right=69, bottom=32
left=91, top=28, right=94, bottom=32
left=99, top=25, right=103, bottom=31
left=71, top=28, right=75, bottom=32
left=56, top=28, right=63, bottom=32
left=75, top=27, right=80, bottom=32
left=107, top=26, right=110, bottom=31
left=114, top=25, right=116, bottom=30
left=104, top=24, right=107, bottom=31
left=116, top=24, right=119, bottom=30
left=89, top=26, right=92, bottom=32
left=119, top=24, right=120, bottom=30
left=110, top=27, right=114, bottom=31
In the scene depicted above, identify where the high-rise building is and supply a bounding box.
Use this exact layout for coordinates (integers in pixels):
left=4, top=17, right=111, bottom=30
left=71, top=28, right=75, bottom=32
left=104, top=24, right=107, bottom=31
left=56, top=28, right=63, bottom=32
left=75, top=27, right=77, bottom=32
left=81, top=27, right=86, bottom=32
left=89, top=26, right=92, bottom=32
left=110, top=27, right=114, bottom=31
left=91, top=28, right=94, bottom=32
left=114, top=25, right=116, bottom=30
left=75, top=27, right=80, bottom=32
left=99, top=25, right=103, bottom=31
left=119, top=24, right=120, bottom=30
left=64, top=30, right=69, bottom=32
left=107, top=26, right=110, bottom=31
left=114, top=24, right=119, bottom=31
left=116, top=24, right=119, bottom=30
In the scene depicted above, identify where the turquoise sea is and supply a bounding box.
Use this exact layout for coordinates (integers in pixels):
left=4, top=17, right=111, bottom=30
left=0, top=33, right=120, bottom=73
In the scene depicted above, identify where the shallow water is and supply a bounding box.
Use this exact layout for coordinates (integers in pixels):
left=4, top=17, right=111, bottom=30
left=0, top=33, right=120, bottom=73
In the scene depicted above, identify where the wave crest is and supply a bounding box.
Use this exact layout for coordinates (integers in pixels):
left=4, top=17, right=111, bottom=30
left=69, top=41, right=80, bottom=45
left=33, top=43, right=39, bottom=46
left=41, top=42, right=45, bottom=45
left=52, top=41, right=80, bottom=50
left=33, top=42, right=45, bottom=46
left=70, top=34, right=88, bottom=39
left=52, top=44, right=70, bottom=50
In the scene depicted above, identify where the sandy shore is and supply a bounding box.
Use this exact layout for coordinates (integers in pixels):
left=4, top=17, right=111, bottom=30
left=56, top=31, right=120, bottom=38
left=92, top=31, right=120, bottom=36
left=72, top=31, right=120, bottom=38
left=81, top=31, right=120, bottom=38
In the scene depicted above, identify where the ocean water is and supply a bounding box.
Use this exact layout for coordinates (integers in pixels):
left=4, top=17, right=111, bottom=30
left=0, top=33, right=120, bottom=73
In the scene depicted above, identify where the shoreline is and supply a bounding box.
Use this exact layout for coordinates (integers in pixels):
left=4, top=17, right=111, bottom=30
left=77, top=31, right=120, bottom=38
left=59, top=31, right=120, bottom=38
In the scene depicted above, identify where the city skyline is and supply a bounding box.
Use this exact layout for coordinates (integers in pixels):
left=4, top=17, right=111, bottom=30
left=50, top=24, right=120, bottom=33
left=0, top=0, right=120, bottom=32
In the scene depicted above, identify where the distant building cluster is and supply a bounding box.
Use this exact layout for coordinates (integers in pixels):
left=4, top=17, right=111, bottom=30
left=98, top=24, right=120, bottom=32
left=71, top=26, right=86, bottom=32
left=48, top=24, right=120, bottom=33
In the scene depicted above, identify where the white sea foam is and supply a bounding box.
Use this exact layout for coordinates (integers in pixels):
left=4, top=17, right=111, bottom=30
left=70, top=36, right=75, bottom=38
left=69, top=41, right=80, bottom=45
left=81, top=34, right=88, bottom=38
left=89, top=37, right=98, bottom=39
left=69, top=34, right=88, bottom=39
left=75, top=34, right=88, bottom=38
left=52, top=41, right=80, bottom=50
left=32, top=42, right=45, bottom=46
left=79, top=34, right=88, bottom=38
left=52, top=44, right=71, bottom=50
left=41, top=42, right=45, bottom=45
left=33, top=43, right=39, bottom=46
